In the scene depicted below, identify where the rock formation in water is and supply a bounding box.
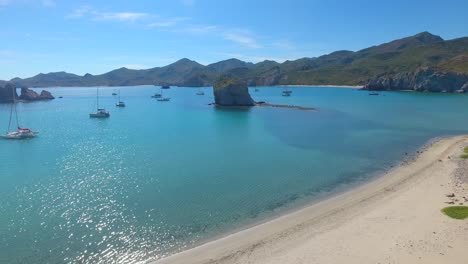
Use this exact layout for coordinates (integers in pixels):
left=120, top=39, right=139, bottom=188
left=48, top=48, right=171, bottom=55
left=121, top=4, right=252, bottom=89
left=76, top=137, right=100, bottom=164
left=213, top=75, right=255, bottom=106
left=0, top=83, right=18, bottom=102
left=19, top=87, right=55, bottom=101
left=1, top=83, right=54, bottom=102
left=363, top=67, right=468, bottom=92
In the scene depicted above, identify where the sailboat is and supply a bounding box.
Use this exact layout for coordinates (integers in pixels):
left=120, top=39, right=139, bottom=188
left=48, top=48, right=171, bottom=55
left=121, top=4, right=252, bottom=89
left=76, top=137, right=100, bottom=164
left=89, top=87, right=110, bottom=118
left=196, top=88, right=204, bottom=95
left=282, top=87, right=292, bottom=96
left=1, top=87, right=38, bottom=139
left=115, top=89, right=126, bottom=107
left=157, top=88, right=171, bottom=102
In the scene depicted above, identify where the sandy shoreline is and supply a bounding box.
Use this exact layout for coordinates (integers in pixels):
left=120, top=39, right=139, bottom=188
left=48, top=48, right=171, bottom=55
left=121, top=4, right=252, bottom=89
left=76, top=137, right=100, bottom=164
left=155, top=136, right=468, bottom=264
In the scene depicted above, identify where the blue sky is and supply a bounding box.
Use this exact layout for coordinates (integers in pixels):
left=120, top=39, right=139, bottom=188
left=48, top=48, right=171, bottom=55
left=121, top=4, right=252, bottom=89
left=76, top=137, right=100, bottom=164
left=0, top=0, right=467, bottom=80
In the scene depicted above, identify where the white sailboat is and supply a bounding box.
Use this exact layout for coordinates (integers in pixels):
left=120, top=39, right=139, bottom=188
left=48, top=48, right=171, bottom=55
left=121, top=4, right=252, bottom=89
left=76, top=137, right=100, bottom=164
left=89, top=87, right=110, bottom=118
left=115, top=89, right=126, bottom=107
left=1, top=87, right=38, bottom=139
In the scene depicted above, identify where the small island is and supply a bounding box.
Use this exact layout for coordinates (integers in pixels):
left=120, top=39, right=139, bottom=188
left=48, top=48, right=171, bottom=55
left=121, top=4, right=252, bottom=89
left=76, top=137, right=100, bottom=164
left=212, top=75, right=317, bottom=111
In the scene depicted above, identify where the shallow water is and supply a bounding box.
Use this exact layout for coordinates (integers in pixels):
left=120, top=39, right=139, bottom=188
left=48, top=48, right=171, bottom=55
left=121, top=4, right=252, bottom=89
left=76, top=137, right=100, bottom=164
left=1, top=86, right=467, bottom=263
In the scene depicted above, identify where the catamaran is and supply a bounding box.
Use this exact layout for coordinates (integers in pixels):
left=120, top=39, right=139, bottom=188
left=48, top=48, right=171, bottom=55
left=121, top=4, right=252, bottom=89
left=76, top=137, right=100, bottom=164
left=115, top=89, right=126, bottom=107
left=1, top=87, right=38, bottom=139
left=89, top=87, right=110, bottom=118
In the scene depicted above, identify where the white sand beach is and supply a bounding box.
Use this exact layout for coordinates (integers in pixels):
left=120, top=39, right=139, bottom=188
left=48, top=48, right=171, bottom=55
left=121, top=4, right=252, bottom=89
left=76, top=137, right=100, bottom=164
left=155, top=136, right=468, bottom=264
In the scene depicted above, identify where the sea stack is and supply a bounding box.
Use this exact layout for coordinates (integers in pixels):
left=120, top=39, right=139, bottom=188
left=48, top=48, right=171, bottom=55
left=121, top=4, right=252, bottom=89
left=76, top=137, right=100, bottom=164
left=213, top=74, right=255, bottom=106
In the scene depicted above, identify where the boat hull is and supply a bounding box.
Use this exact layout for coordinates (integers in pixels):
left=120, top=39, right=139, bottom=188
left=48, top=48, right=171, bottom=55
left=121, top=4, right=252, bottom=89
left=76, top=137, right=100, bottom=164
left=89, top=113, right=110, bottom=118
left=1, top=131, right=38, bottom=140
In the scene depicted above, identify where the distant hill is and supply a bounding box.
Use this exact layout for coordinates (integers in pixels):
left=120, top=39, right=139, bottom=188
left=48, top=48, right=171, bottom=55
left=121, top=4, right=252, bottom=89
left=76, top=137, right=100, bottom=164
left=3, top=32, right=468, bottom=88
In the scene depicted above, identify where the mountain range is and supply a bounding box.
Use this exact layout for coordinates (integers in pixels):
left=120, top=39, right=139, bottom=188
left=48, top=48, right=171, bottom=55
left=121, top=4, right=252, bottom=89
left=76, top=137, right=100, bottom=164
left=2, top=32, right=467, bottom=88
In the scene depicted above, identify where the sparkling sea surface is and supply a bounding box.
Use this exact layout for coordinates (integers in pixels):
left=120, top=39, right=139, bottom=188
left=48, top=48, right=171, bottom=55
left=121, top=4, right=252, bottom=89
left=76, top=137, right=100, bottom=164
left=1, top=86, right=468, bottom=263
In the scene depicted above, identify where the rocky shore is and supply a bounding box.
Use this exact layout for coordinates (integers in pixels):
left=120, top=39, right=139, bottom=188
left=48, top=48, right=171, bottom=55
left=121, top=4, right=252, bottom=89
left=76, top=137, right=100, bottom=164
left=363, top=67, right=468, bottom=92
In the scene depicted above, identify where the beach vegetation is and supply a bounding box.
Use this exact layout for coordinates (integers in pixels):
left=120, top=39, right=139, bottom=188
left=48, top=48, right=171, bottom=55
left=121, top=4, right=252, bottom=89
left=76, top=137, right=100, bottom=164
left=442, top=206, right=468, bottom=219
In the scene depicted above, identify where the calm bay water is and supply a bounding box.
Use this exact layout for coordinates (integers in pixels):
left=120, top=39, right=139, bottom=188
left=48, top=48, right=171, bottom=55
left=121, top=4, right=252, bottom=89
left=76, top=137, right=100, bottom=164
left=1, top=86, right=468, bottom=263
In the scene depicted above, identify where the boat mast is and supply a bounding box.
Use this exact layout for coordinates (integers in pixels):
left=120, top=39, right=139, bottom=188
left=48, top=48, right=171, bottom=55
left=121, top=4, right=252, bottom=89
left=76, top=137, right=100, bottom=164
left=7, top=87, right=14, bottom=133
left=14, top=87, right=19, bottom=128
left=96, top=87, right=99, bottom=109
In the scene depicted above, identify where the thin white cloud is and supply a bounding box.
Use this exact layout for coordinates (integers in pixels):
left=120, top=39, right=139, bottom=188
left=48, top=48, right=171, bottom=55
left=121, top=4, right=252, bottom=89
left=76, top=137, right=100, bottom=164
left=186, top=25, right=217, bottom=34
left=94, top=12, right=148, bottom=22
left=148, top=17, right=190, bottom=28
left=67, top=6, right=149, bottom=22
left=223, top=32, right=262, bottom=49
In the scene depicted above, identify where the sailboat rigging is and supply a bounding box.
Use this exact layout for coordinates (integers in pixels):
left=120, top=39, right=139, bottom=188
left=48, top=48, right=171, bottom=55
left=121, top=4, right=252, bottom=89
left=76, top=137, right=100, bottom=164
left=115, top=89, right=126, bottom=107
left=89, top=87, right=110, bottom=118
left=1, top=87, right=38, bottom=139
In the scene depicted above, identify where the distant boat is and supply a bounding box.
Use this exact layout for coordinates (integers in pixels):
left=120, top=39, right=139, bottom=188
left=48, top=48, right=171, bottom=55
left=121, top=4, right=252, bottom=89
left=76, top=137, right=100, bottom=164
left=157, top=88, right=171, bottom=101
left=196, top=89, right=204, bottom=95
left=151, top=86, right=162, bottom=98
left=255, top=88, right=259, bottom=92
left=455, top=89, right=465, bottom=93
left=282, top=87, right=292, bottom=96
left=115, top=89, right=126, bottom=107
left=369, top=92, right=380, bottom=95
left=1, top=87, right=38, bottom=139
left=282, top=88, right=292, bottom=96
left=89, top=87, right=110, bottom=118
left=161, top=85, right=170, bottom=89
left=112, top=89, right=117, bottom=96
left=58, top=96, right=63, bottom=98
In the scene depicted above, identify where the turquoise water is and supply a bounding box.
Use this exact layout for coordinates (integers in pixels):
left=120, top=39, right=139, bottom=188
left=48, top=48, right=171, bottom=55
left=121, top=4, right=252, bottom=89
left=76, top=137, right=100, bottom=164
left=1, top=86, right=468, bottom=263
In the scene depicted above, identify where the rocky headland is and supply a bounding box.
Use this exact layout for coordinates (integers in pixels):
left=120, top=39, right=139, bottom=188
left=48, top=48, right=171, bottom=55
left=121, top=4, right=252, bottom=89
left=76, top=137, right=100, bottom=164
left=363, top=67, right=468, bottom=92
left=0, top=83, right=17, bottom=102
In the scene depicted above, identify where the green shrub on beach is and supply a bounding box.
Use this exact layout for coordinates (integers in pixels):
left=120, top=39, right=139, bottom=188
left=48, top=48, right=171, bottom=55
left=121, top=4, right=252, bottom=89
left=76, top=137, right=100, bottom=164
left=459, top=147, right=468, bottom=158
left=442, top=206, right=468, bottom=219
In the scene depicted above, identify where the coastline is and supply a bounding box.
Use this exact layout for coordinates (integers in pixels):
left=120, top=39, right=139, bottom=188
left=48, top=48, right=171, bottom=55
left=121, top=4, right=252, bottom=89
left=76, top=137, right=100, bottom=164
left=277, top=84, right=363, bottom=89
left=155, top=135, right=468, bottom=264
